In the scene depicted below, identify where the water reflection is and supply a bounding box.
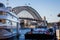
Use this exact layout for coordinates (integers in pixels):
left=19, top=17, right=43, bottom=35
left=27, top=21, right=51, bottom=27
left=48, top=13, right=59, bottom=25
left=0, top=36, right=55, bottom=40
left=0, top=29, right=57, bottom=40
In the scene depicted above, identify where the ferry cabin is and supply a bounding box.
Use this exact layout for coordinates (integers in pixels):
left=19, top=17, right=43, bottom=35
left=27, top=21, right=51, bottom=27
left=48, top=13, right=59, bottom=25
left=0, top=3, right=20, bottom=39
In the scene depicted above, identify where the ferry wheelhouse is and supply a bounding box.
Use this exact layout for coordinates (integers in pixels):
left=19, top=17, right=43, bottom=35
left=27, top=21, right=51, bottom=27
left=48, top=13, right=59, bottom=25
left=0, top=3, right=20, bottom=39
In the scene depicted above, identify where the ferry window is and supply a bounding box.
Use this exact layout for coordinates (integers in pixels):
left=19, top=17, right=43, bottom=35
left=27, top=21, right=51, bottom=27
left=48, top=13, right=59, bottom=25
left=14, top=17, right=17, bottom=21
left=7, top=20, right=11, bottom=25
left=3, top=12, right=6, bottom=15
left=0, top=19, right=6, bottom=23
left=10, top=14, right=12, bottom=18
left=0, top=11, right=3, bottom=15
left=6, top=13, right=12, bottom=18
left=2, top=19, right=6, bottom=24
left=12, top=22, right=17, bottom=27
left=0, top=3, right=5, bottom=7
left=12, top=17, right=17, bottom=21
left=12, top=16, right=13, bottom=19
left=0, top=11, right=6, bottom=15
left=9, top=13, right=14, bottom=19
left=8, top=13, right=11, bottom=17
left=0, top=20, right=2, bottom=22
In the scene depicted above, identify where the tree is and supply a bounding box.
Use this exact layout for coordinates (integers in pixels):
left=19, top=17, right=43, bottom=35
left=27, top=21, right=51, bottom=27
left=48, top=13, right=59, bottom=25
left=58, top=13, right=60, bottom=17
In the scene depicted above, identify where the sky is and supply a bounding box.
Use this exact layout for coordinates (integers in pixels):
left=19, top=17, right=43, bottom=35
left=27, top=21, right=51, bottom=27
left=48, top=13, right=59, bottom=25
left=0, top=0, right=60, bottom=23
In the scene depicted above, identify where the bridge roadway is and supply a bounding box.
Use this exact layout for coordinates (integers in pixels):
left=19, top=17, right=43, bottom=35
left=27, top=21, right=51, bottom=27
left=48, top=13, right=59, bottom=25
left=19, top=17, right=43, bottom=22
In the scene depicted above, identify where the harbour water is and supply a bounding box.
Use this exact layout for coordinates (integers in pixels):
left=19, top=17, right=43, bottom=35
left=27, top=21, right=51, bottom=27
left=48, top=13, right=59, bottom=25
left=1, top=29, right=31, bottom=40
left=0, top=29, right=58, bottom=40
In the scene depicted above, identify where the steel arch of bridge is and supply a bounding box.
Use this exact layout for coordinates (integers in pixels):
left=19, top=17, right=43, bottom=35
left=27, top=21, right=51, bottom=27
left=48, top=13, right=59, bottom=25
left=13, top=6, right=42, bottom=21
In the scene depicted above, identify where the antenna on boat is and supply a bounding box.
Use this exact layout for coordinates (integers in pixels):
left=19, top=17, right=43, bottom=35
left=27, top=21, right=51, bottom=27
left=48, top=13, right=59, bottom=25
left=6, top=0, right=12, bottom=12
left=6, top=0, right=9, bottom=7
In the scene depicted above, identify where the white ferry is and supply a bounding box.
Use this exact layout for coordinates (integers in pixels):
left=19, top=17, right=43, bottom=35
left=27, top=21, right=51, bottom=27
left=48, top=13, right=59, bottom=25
left=0, top=3, right=20, bottom=39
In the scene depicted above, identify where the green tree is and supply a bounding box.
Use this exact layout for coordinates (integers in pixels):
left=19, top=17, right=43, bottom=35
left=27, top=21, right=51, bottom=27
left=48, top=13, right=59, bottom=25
left=58, top=13, right=60, bottom=17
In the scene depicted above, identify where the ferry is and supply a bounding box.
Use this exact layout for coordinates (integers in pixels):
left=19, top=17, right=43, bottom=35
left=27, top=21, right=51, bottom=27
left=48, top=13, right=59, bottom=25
left=0, top=3, right=20, bottom=39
